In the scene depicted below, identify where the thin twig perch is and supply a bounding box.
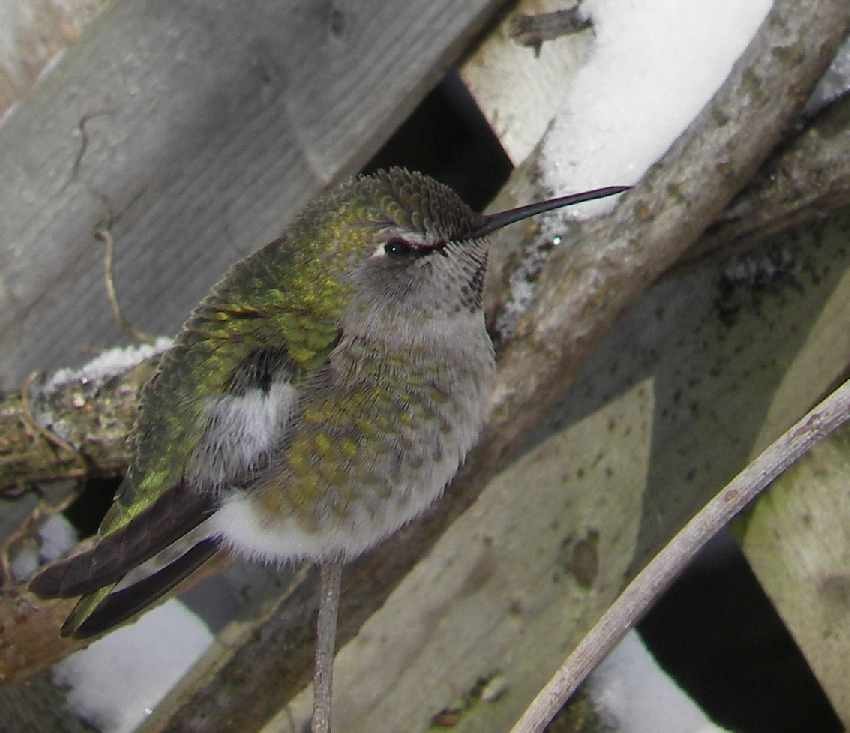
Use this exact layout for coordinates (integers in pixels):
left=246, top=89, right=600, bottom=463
left=312, top=561, right=343, bottom=733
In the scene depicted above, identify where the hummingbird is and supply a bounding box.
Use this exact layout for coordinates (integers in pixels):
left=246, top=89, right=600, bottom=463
left=30, top=168, right=627, bottom=640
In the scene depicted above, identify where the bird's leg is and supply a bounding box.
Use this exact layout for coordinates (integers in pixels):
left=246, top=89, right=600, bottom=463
left=311, top=559, right=343, bottom=733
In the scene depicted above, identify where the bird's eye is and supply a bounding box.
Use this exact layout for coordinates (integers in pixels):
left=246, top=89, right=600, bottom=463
left=384, top=238, right=414, bottom=257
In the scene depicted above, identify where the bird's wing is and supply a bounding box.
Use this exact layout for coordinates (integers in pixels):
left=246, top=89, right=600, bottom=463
left=30, top=237, right=347, bottom=637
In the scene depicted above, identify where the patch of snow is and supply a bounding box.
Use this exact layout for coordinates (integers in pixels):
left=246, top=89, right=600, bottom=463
left=588, top=630, right=729, bottom=733
left=39, top=513, right=79, bottom=562
left=10, top=546, right=39, bottom=581
left=53, top=599, right=213, bottom=733
left=541, top=0, right=771, bottom=222
left=47, top=337, right=173, bottom=390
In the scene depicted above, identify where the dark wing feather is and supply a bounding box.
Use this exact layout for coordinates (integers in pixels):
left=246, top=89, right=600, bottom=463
left=31, top=214, right=351, bottom=635
left=30, top=481, right=215, bottom=599
left=69, top=537, right=222, bottom=639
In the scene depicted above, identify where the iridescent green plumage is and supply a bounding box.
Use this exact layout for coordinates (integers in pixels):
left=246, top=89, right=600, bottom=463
left=32, top=168, right=486, bottom=636
left=30, top=168, right=628, bottom=639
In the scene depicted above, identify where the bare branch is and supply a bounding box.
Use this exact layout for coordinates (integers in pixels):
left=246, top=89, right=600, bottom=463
left=0, top=360, right=157, bottom=496
left=684, top=90, right=850, bottom=267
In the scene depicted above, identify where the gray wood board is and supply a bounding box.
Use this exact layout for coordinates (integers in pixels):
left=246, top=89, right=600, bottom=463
left=0, top=0, right=507, bottom=390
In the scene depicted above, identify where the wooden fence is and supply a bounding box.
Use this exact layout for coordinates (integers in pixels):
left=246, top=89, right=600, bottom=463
left=1, top=1, right=850, bottom=731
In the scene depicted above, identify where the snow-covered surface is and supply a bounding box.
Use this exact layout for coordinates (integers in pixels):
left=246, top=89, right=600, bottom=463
left=588, top=631, right=729, bottom=733
left=39, top=513, right=80, bottom=561
left=10, top=513, right=78, bottom=581
left=53, top=600, right=213, bottom=733
left=541, top=0, right=771, bottom=222
left=47, top=337, right=173, bottom=390
left=9, top=544, right=39, bottom=581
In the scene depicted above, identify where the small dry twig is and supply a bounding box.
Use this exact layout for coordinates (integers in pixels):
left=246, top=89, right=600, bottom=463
left=511, top=378, right=850, bottom=732
left=509, top=7, right=591, bottom=56
left=94, top=227, right=155, bottom=344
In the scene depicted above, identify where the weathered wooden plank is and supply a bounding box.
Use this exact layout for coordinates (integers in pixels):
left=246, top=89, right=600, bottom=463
left=0, top=0, right=509, bottom=391
left=461, top=0, right=592, bottom=163
left=739, top=422, right=850, bottom=726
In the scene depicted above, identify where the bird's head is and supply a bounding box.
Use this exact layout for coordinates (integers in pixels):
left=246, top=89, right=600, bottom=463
left=278, top=167, right=627, bottom=343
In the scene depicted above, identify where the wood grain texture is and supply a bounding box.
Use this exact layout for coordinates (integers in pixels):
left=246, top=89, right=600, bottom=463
left=0, top=0, right=508, bottom=391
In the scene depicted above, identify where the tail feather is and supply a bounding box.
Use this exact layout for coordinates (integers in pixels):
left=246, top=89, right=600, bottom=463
left=70, top=537, right=221, bottom=639
left=61, top=584, right=118, bottom=637
left=29, top=482, right=215, bottom=600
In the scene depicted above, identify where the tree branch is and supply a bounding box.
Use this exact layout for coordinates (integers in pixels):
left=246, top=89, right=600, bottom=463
left=481, top=0, right=849, bottom=470
left=0, top=359, right=157, bottom=496
left=683, top=90, right=850, bottom=267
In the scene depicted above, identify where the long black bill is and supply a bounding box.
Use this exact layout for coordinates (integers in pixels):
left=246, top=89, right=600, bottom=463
left=468, top=185, right=630, bottom=240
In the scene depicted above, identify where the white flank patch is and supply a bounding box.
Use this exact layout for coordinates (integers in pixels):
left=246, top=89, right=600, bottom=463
left=541, top=0, right=772, bottom=222
left=47, top=337, right=174, bottom=389
left=588, top=630, right=730, bottom=733
left=53, top=600, right=213, bottom=733
left=193, top=380, right=296, bottom=488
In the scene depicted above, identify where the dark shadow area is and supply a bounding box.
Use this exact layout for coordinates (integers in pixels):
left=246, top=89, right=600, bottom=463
left=363, top=71, right=513, bottom=210
left=63, top=477, right=122, bottom=538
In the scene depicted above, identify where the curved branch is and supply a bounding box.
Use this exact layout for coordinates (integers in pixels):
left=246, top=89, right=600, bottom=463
left=512, top=378, right=850, bottom=732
